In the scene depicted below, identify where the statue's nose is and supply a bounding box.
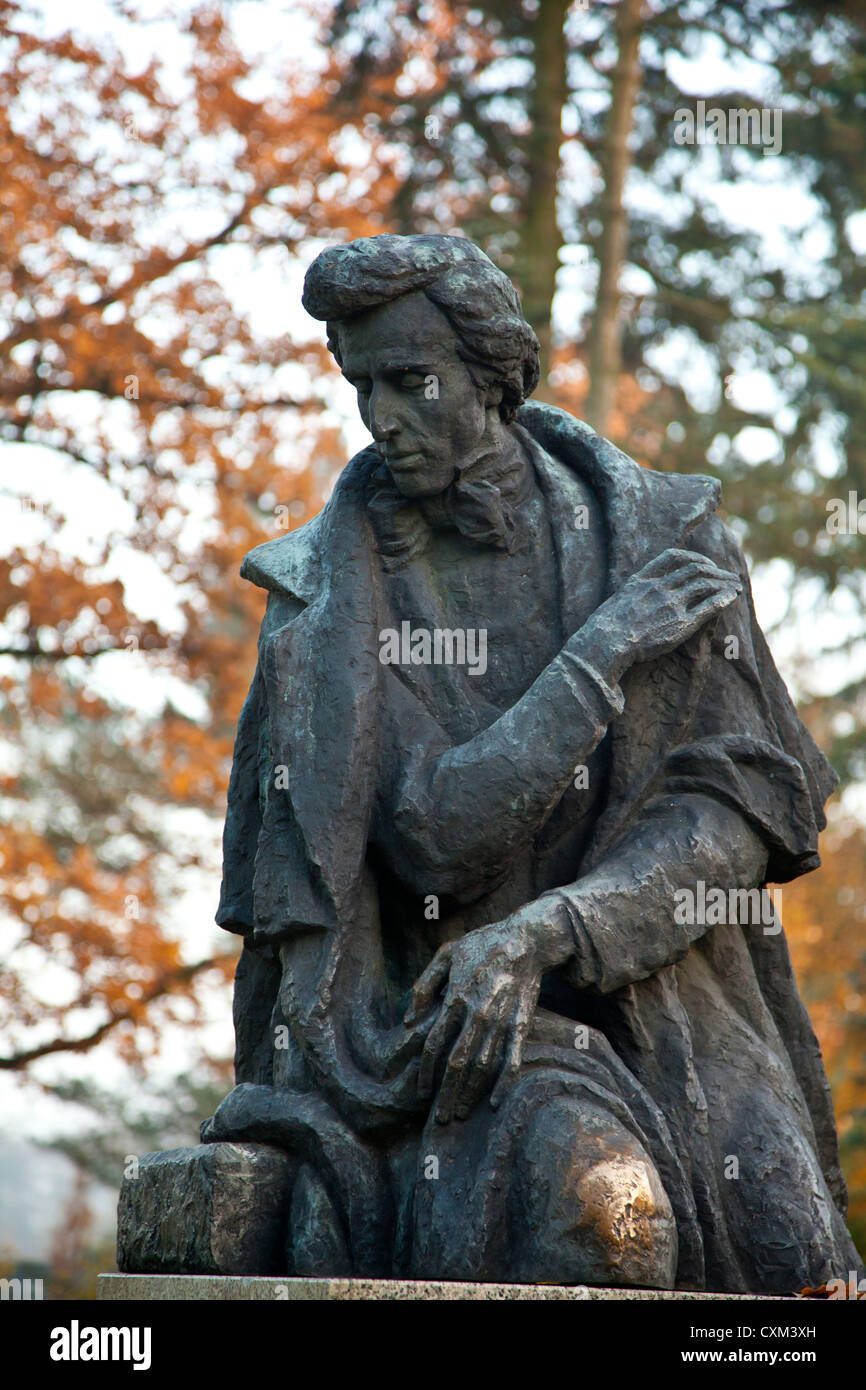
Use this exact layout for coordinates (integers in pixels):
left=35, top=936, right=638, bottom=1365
left=368, top=385, right=400, bottom=441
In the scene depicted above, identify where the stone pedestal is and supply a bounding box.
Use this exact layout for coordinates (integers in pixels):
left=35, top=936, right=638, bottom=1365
left=117, top=1143, right=294, bottom=1276
left=99, top=1274, right=790, bottom=1301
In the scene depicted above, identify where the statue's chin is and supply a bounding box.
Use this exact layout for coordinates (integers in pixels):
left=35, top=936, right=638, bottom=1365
left=386, top=458, right=457, bottom=500
left=390, top=475, right=437, bottom=499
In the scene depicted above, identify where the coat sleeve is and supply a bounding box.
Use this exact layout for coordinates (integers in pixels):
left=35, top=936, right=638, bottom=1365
left=371, top=639, right=625, bottom=903
left=216, top=589, right=305, bottom=936
left=548, top=513, right=838, bottom=994
left=548, top=792, right=769, bottom=993
left=216, top=587, right=306, bottom=1086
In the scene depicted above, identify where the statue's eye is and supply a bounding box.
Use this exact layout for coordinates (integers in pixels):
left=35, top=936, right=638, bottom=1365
left=400, top=372, right=426, bottom=389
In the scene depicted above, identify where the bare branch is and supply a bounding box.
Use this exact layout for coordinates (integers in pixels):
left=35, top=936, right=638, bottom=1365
left=0, top=955, right=235, bottom=1070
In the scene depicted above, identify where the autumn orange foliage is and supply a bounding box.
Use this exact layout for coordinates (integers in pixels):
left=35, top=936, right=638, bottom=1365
left=0, top=1, right=397, bottom=1070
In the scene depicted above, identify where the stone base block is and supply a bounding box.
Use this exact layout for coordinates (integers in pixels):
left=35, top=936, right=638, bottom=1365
left=99, top=1275, right=791, bottom=1301
left=117, top=1143, right=294, bottom=1276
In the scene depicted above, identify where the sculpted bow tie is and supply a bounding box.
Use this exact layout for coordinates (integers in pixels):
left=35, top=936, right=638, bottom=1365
left=367, top=441, right=532, bottom=572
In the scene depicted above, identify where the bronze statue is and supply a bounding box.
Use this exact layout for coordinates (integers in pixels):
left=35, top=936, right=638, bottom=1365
left=120, top=234, right=863, bottom=1293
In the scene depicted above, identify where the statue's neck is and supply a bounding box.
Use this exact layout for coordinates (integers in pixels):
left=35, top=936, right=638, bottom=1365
left=419, top=426, right=530, bottom=531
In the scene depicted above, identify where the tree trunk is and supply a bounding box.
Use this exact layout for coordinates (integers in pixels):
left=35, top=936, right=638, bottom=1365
left=514, top=0, right=570, bottom=393
left=586, top=0, right=645, bottom=435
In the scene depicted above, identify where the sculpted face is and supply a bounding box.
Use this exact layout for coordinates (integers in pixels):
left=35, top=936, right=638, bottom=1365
left=336, top=291, right=498, bottom=498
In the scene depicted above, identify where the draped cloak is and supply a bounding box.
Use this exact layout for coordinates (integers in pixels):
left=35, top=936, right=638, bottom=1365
left=206, top=401, right=863, bottom=1292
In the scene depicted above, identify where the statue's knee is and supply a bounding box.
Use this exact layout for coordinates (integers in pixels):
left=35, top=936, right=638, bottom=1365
left=573, top=1147, right=677, bottom=1287
left=512, top=1096, right=677, bottom=1288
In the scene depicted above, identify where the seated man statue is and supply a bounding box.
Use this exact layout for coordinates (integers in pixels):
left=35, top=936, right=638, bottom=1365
left=202, top=233, right=862, bottom=1293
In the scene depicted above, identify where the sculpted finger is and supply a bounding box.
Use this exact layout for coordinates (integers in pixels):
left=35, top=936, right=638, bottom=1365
left=488, top=1029, right=525, bottom=1112
left=400, top=1010, right=438, bottom=1054
left=450, top=1025, right=503, bottom=1122
left=681, top=590, right=740, bottom=634
left=434, top=1014, right=489, bottom=1124
left=667, top=561, right=741, bottom=590
left=639, top=548, right=711, bottom=577
left=681, top=576, right=741, bottom=609
left=418, top=998, right=463, bottom=1100
left=688, top=584, right=741, bottom=616
left=405, top=944, right=452, bottom=1025
left=489, top=997, right=533, bottom=1111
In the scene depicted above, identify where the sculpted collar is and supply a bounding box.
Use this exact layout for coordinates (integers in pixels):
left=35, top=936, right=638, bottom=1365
left=366, top=433, right=533, bottom=572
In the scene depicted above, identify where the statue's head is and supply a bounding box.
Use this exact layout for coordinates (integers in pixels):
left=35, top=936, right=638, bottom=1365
left=302, top=234, right=540, bottom=498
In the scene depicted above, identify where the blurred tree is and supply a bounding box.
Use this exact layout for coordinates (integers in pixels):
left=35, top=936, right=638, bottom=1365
left=0, top=0, right=399, bottom=1071
left=44, top=1164, right=117, bottom=1298
left=783, top=822, right=866, bottom=1252
left=38, top=1072, right=231, bottom=1184
left=47, top=1167, right=99, bottom=1299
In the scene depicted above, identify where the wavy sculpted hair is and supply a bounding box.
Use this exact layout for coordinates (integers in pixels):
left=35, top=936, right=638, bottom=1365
left=301, top=234, right=541, bottom=423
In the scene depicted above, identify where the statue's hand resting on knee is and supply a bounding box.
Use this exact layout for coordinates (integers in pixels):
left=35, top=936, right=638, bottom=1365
left=404, top=902, right=575, bottom=1124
